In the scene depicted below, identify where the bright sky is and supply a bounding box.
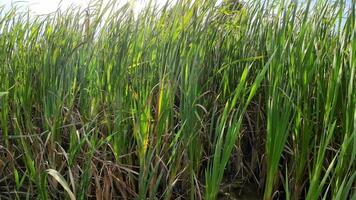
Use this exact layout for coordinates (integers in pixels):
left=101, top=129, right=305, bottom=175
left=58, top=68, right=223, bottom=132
left=0, top=0, right=173, bottom=15
left=0, top=0, right=352, bottom=15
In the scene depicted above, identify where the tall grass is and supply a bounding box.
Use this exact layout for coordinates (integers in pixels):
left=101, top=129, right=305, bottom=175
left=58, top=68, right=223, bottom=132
left=0, top=0, right=354, bottom=199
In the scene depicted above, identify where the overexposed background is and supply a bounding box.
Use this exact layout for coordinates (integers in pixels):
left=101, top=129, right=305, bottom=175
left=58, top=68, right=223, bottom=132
left=0, top=0, right=178, bottom=15
left=0, top=0, right=352, bottom=15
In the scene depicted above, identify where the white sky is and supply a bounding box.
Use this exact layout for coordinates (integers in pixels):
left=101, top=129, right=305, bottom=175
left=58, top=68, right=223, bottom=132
left=0, top=0, right=352, bottom=15
left=0, top=0, right=174, bottom=15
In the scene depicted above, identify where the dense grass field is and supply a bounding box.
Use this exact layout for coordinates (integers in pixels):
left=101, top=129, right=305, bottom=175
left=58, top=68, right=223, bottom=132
left=0, top=0, right=355, bottom=199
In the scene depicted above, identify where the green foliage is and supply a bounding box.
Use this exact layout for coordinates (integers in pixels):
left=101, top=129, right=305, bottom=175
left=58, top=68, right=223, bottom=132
left=0, top=0, right=354, bottom=199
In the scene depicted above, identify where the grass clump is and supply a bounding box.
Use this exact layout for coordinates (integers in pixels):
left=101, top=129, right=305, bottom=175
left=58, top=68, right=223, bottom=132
left=0, top=0, right=355, bottom=199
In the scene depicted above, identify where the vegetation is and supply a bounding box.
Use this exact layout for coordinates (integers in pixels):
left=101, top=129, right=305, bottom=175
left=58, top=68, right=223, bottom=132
left=0, top=0, right=355, bottom=199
